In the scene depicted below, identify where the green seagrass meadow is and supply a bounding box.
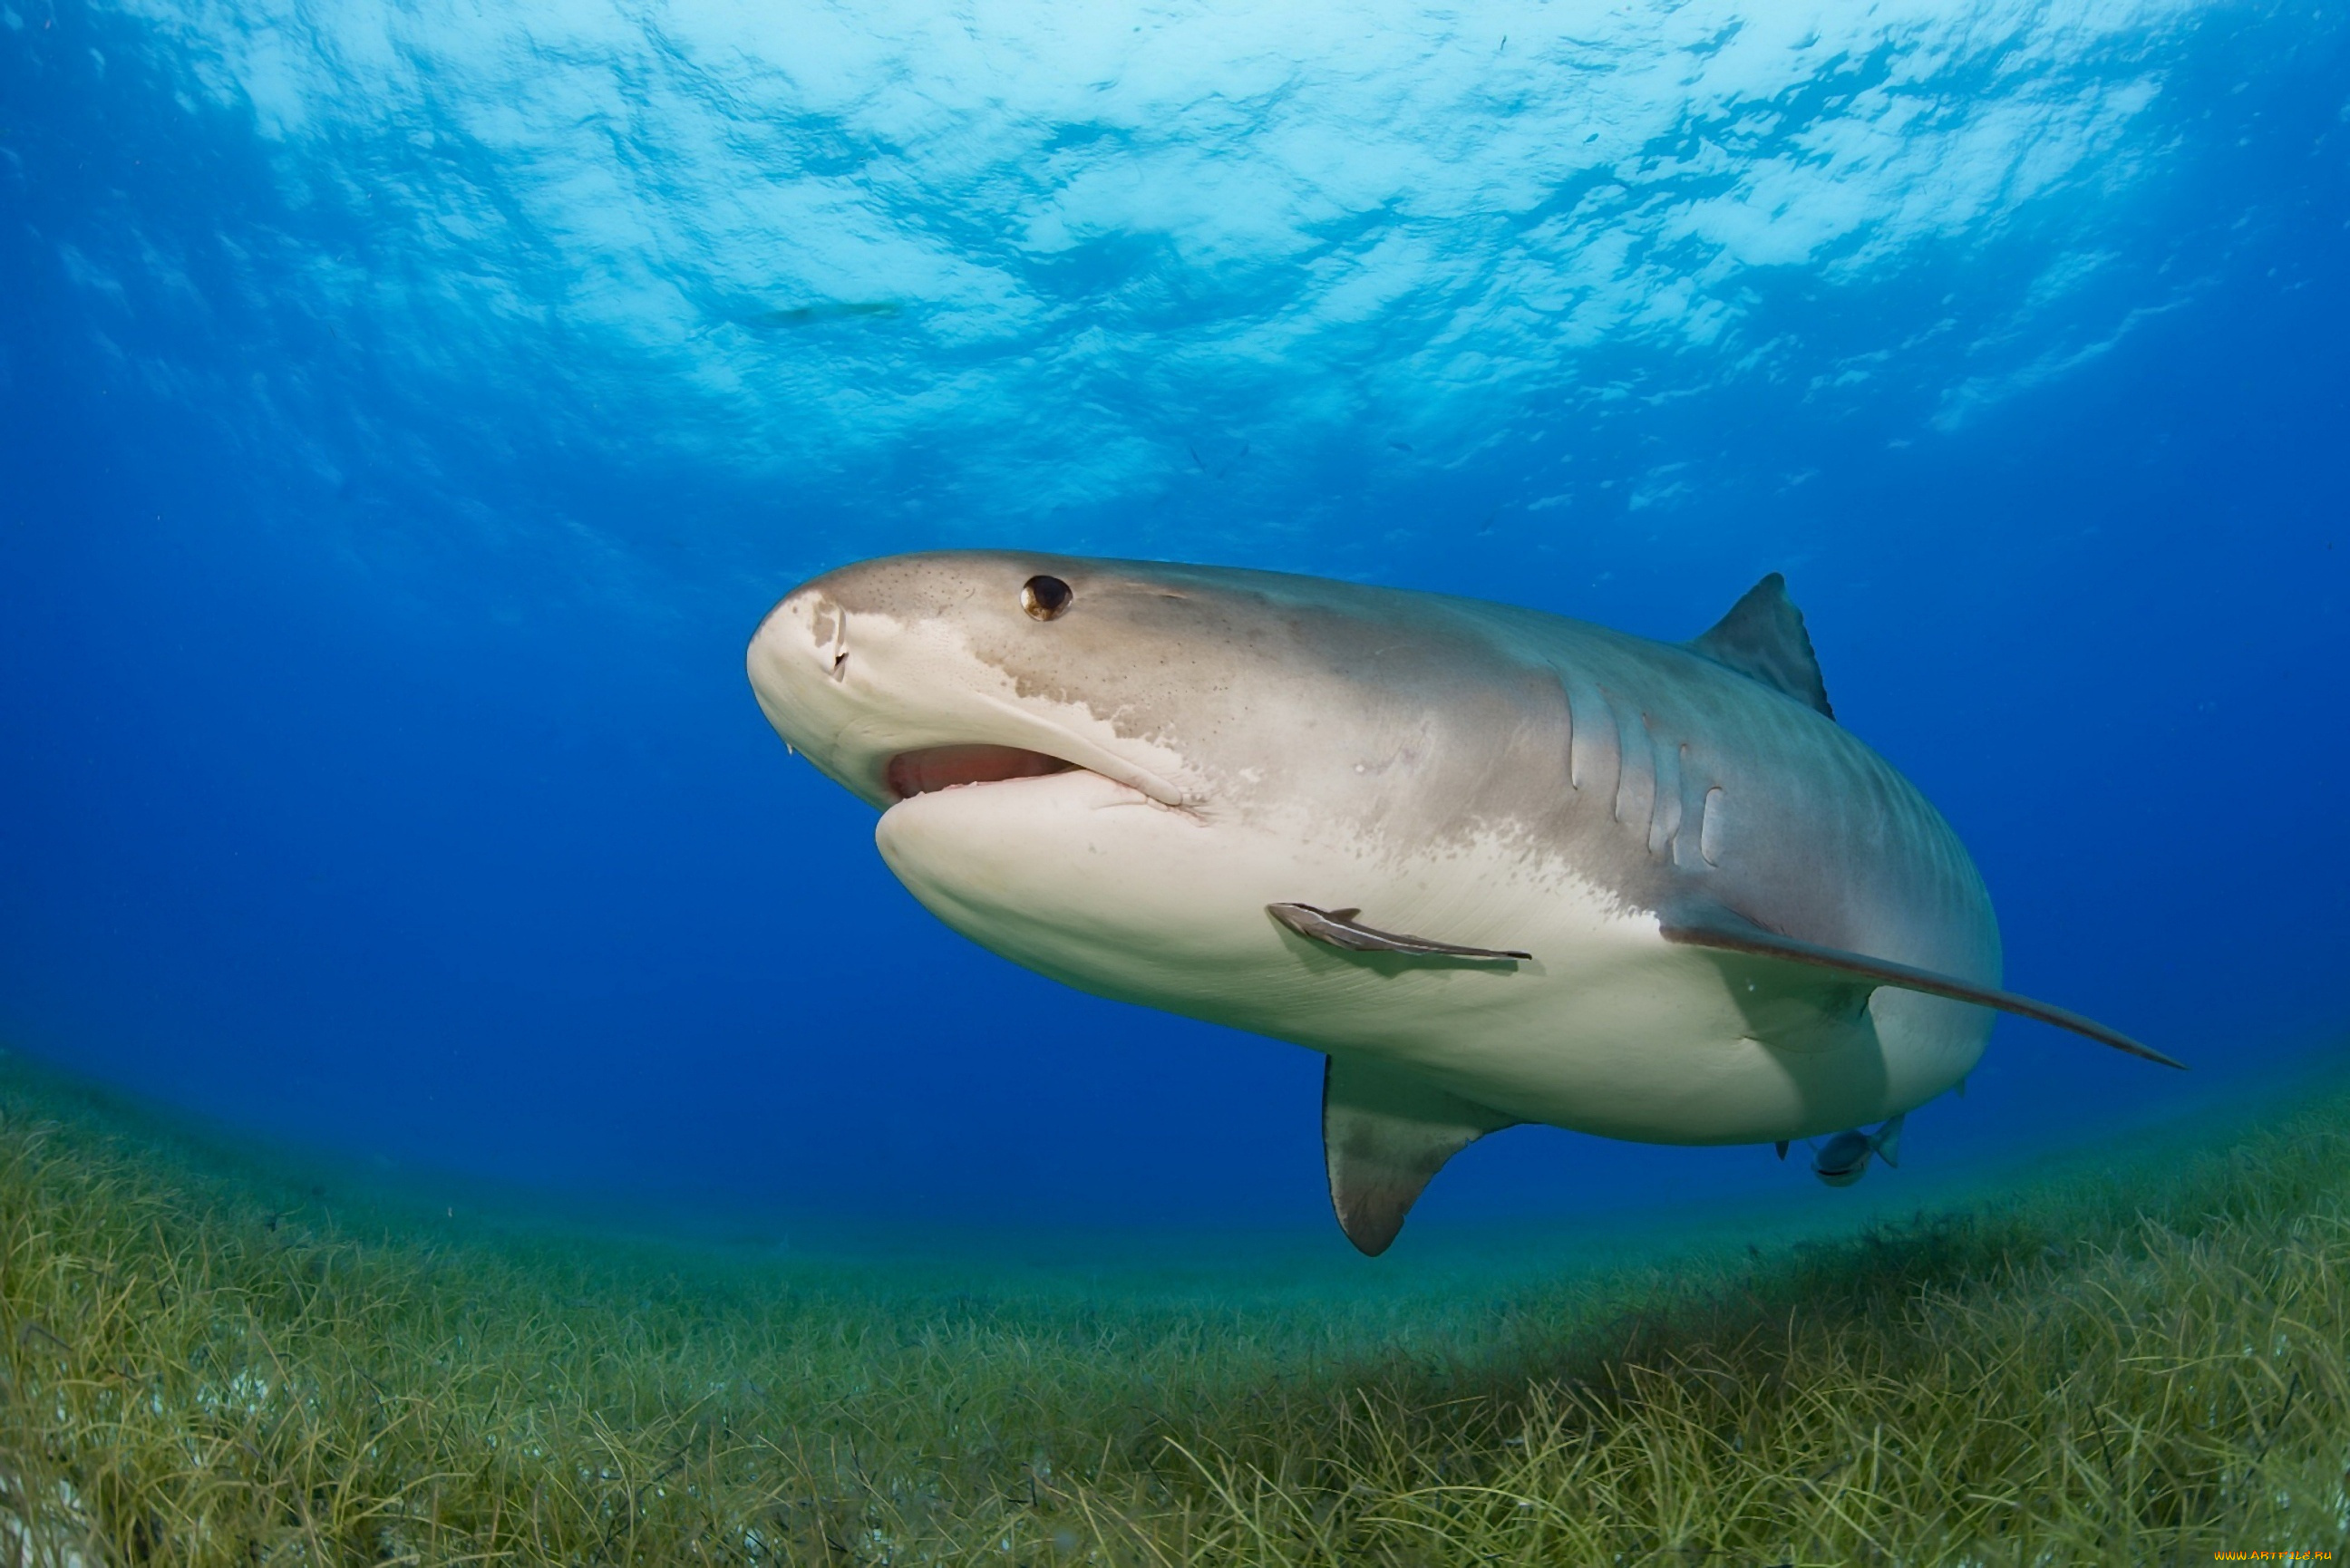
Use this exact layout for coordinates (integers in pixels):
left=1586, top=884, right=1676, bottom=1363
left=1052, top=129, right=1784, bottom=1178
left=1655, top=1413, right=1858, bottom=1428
left=1, top=1053, right=2345, bottom=1566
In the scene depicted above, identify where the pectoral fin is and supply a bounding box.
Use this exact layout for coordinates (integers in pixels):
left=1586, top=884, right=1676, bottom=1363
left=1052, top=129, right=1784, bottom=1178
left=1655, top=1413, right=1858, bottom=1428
left=1323, top=1054, right=1518, bottom=1256
left=1270, top=903, right=1531, bottom=962
left=1872, top=1112, right=1905, bottom=1168
left=1659, top=901, right=2183, bottom=1070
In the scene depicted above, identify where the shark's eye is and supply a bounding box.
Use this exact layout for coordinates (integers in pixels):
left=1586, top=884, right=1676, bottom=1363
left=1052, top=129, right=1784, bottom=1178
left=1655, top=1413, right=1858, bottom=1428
left=1021, top=575, right=1073, bottom=621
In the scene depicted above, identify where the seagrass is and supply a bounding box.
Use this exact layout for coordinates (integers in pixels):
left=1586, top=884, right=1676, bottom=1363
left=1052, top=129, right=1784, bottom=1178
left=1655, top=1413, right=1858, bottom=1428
left=0, top=1058, right=2344, bottom=1565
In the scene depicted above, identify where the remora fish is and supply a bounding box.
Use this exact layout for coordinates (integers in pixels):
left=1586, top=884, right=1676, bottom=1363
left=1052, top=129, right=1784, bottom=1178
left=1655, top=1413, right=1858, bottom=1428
left=1810, top=1114, right=1904, bottom=1187
left=745, top=554, right=2178, bottom=1253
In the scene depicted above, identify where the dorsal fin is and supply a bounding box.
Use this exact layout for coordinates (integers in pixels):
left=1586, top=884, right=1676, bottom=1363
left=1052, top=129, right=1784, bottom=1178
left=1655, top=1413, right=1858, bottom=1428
left=1323, top=1054, right=1517, bottom=1255
left=1686, top=573, right=1835, bottom=720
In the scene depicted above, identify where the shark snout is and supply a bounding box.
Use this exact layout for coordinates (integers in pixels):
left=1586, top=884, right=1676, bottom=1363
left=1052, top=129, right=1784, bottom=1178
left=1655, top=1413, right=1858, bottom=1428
left=746, top=574, right=1192, bottom=813
left=752, top=580, right=877, bottom=717
left=750, top=586, right=848, bottom=683
left=745, top=585, right=887, bottom=800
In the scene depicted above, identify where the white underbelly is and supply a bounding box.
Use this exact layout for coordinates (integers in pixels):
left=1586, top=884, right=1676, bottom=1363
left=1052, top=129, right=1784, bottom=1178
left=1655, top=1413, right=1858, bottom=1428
left=875, top=769, right=1986, bottom=1146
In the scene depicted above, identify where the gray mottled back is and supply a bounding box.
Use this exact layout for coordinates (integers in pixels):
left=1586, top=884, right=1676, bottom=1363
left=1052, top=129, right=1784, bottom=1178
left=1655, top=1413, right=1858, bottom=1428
left=804, top=552, right=2000, bottom=988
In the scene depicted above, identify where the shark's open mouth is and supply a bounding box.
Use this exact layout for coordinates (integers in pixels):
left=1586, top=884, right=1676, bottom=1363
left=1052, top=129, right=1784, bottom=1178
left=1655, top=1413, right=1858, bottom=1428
left=883, top=744, right=1079, bottom=802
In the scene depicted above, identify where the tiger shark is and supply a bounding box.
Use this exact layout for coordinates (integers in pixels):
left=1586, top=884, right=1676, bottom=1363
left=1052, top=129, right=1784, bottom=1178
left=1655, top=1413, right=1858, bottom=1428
left=745, top=553, right=2178, bottom=1253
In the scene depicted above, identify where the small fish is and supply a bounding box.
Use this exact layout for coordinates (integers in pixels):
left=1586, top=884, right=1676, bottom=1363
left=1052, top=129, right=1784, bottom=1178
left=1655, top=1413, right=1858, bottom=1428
left=1388, top=438, right=1414, bottom=452
left=740, top=300, right=902, bottom=330
left=1811, top=1114, right=1904, bottom=1187
left=1269, top=902, right=1529, bottom=962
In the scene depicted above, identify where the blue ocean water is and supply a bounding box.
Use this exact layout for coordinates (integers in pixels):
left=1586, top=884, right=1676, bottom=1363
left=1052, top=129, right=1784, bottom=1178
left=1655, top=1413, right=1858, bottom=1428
left=1, top=0, right=2343, bottom=1249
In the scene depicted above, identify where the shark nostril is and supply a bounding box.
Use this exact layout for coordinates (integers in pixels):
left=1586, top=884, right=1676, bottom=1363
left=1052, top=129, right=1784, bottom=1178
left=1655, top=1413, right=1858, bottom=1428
left=814, top=605, right=850, bottom=681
